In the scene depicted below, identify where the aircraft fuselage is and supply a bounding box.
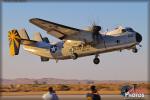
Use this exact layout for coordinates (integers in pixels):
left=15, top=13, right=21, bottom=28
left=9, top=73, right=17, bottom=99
left=23, top=30, right=142, bottom=60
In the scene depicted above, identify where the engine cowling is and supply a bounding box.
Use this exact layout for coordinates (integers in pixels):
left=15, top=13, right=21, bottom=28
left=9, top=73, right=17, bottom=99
left=92, top=26, right=102, bottom=42
left=92, top=26, right=101, bottom=32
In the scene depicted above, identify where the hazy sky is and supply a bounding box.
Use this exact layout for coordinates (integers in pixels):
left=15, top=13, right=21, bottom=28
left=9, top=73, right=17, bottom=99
left=2, top=2, right=148, bottom=81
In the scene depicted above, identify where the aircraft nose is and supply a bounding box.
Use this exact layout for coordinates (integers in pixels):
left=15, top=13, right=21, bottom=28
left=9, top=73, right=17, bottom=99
left=136, top=32, right=142, bottom=43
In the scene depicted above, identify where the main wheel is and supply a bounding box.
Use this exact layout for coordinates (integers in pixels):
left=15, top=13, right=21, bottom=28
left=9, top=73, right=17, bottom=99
left=71, top=53, right=78, bottom=60
left=93, top=58, right=100, bottom=64
left=132, top=48, right=138, bottom=53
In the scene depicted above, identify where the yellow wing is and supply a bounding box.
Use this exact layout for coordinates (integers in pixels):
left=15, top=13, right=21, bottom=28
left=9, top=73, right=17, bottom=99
left=29, top=18, right=84, bottom=40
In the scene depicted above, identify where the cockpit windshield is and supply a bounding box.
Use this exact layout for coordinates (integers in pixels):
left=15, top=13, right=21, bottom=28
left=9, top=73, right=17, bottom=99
left=125, top=27, right=134, bottom=32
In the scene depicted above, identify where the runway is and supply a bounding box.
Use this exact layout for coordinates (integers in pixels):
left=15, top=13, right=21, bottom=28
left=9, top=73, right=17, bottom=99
left=1, top=95, right=149, bottom=100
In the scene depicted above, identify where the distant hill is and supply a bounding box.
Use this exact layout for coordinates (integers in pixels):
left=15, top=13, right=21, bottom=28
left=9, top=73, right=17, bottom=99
left=1, top=78, right=146, bottom=85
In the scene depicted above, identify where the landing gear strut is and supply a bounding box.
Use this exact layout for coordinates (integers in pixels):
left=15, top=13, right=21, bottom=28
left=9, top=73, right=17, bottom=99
left=93, top=54, right=100, bottom=64
left=132, top=48, right=138, bottom=53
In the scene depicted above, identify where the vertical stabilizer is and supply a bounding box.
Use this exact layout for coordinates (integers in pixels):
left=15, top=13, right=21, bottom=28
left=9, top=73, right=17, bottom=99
left=18, top=28, right=30, bottom=40
left=33, top=32, right=43, bottom=41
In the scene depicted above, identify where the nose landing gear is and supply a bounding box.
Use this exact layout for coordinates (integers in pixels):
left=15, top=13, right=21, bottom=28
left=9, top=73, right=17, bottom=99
left=132, top=48, right=138, bottom=53
left=93, top=54, right=100, bottom=64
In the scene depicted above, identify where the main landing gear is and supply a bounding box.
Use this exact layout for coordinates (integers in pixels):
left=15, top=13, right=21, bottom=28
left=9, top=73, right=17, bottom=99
left=71, top=53, right=78, bottom=60
left=93, top=54, right=100, bottom=64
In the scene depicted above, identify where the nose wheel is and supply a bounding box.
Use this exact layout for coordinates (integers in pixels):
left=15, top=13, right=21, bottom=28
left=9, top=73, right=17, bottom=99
left=93, top=54, right=100, bottom=64
left=132, top=48, right=138, bottom=53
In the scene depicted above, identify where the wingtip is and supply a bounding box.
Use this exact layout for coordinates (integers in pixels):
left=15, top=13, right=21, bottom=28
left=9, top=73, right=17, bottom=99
left=29, top=18, right=34, bottom=23
left=29, top=18, right=40, bottom=23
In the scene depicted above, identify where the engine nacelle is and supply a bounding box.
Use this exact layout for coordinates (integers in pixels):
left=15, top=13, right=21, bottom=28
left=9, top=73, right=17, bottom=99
left=93, top=26, right=101, bottom=32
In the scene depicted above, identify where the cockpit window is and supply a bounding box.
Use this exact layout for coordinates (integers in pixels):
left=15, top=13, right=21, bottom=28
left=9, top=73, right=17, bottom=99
left=125, top=27, right=134, bottom=32
left=122, top=27, right=134, bottom=33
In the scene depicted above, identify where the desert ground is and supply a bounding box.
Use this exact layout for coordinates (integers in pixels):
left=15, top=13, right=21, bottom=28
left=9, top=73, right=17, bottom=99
left=1, top=82, right=149, bottom=100
left=1, top=95, right=150, bottom=100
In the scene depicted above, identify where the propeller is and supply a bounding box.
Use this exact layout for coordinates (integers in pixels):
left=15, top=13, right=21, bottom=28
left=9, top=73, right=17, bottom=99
left=86, top=21, right=103, bottom=43
left=87, top=20, right=102, bottom=33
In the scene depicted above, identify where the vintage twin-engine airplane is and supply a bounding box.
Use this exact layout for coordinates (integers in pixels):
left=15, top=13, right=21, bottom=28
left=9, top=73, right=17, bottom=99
left=8, top=18, right=142, bottom=64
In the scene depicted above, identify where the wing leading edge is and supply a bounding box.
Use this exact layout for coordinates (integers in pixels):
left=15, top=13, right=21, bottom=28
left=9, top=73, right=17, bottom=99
left=29, top=18, right=83, bottom=40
